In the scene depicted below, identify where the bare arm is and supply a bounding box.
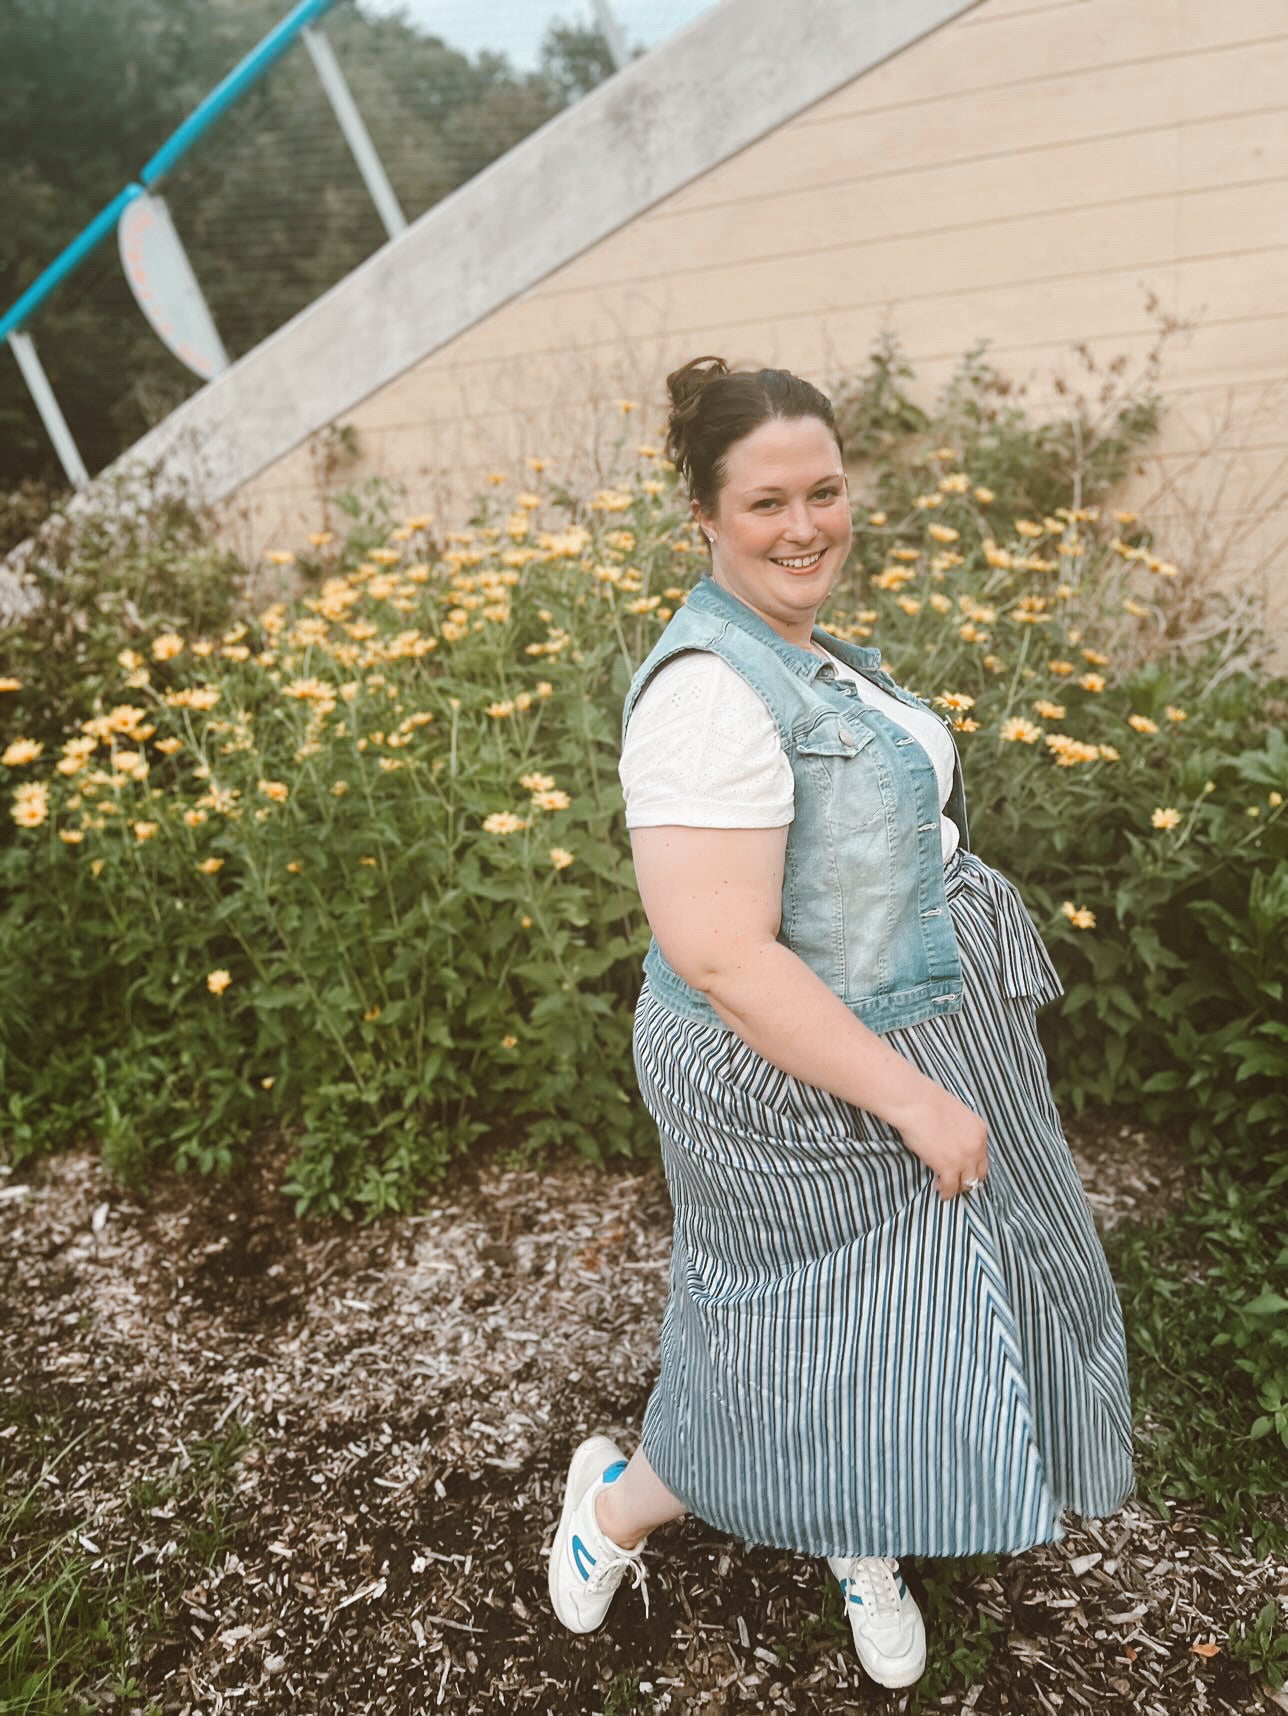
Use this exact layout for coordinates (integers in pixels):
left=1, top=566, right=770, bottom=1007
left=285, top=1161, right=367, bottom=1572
left=629, top=822, right=989, bottom=1199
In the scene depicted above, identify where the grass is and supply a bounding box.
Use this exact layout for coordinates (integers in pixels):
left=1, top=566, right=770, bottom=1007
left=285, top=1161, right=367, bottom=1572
left=0, top=1402, right=255, bottom=1715
left=1102, top=1177, right=1288, bottom=1558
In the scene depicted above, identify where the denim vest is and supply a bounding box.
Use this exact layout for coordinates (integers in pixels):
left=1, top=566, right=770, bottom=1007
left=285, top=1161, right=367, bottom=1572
left=621, top=572, right=973, bottom=1035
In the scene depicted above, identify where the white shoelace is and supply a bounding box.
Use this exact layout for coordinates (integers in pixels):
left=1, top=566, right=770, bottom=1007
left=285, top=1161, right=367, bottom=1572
left=841, top=1555, right=905, bottom=1619
left=586, top=1542, right=651, bottom=1620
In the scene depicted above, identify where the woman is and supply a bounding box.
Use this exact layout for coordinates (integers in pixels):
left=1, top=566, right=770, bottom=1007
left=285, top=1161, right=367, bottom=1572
left=547, top=357, right=1135, bottom=1688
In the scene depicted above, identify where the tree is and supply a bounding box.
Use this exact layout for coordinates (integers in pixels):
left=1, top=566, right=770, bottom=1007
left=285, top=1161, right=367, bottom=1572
left=0, top=0, right=617, bottom=491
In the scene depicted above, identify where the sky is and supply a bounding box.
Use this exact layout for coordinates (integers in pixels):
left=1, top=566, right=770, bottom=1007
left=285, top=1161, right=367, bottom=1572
left=356, top=0, right=715, bottom=70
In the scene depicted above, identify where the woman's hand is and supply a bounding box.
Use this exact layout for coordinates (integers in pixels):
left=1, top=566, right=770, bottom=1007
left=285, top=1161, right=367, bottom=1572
left=889, top=1081, right=989, bottom=1201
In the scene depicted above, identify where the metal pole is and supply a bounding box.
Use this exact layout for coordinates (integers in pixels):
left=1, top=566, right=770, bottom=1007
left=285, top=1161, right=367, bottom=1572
left=591, top=0, right=630, bottom=69
left=301, top=25, right=407, bottom=242
left=7, top=332, right=89, bottom=489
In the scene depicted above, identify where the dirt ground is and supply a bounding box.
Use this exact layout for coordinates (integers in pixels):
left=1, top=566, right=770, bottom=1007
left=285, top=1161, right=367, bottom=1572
left=3, top=1113, right=1286, bottom=1716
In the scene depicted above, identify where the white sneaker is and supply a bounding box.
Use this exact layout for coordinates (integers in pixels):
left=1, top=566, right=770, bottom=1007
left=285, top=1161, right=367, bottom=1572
left=548, top=1434, right=650, bottom=1634
left=826, top=1554, right=927, bottom=1687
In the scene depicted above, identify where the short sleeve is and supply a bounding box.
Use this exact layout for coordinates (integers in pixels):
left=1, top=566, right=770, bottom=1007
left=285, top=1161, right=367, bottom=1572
left=619, top=652, right=795, bottom=828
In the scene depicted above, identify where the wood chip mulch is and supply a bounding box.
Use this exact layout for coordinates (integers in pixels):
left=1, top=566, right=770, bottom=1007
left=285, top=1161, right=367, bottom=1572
left=3, top=1115, right=1285, bottom=1716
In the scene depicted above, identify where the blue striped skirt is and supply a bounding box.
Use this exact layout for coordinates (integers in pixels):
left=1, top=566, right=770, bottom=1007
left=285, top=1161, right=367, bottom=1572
left=632, top=846, right=1135, bottom=1561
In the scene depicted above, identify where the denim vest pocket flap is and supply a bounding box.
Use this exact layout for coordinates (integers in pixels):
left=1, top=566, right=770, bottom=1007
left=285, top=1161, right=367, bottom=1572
left=793, top=714, right=875, bottom=758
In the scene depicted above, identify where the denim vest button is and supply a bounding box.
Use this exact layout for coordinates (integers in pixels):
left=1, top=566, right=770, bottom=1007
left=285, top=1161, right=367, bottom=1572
left=840, top=730, right=857, bottom=749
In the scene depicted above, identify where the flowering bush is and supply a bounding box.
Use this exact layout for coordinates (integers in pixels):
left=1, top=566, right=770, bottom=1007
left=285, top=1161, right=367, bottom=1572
left=1, top=348, right=1285, bottom=1223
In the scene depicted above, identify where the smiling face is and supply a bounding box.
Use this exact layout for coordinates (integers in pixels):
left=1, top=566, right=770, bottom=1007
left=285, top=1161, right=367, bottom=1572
left=694, top=414, right=851, bottom=647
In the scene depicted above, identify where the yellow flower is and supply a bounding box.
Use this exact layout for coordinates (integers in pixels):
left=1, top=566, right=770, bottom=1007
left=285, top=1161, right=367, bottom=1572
left=359, top=855, right=378, bottom=866
left=283, top=676, right=336, bottom=704
left=520, top=915, right=533, bottom=928
left=486, top=472, right=506, bottom=486
left=261, top=1076, right=275, bottom=1089
left=531, top=788, right=571, bottom=812
left=520, top=772, right=556, bottom=792
left=59, top=828, right=85, bottom=844
left=132, top=820, right=159, bottom=841
left=526, top=457, right=549, bottom=473
left=1044, top=734, right=1101, bottom=767
left=1081, top=648, right=1110, bottom=667
left=934, top=691, right=975, bottom=712
left=482, top=811, right=530, bottom=835
left=151, top=632, right=185, bottom=661
left=867, top=511, right=888, bottom=527
left=1164, top=705, right=1188, bottom=723
left=501, top=1034, right=519, bottom=1049
left=536, top=681, right=554, bottom=698
left=363, top=1005, right=382, bottom=1022
left=184, top=808, right=208, bottom=827
left=0, top=677, right=21, bottom=692
left=1247, top=805, right=1261, bottom=818
left=90, top=858, right=104, bottom=877
left=207, top=969, right=232, bottom=994
left=155, top=736, right=184, bottom=755
left=1013, top=520, right=1043, bottom=538
left=1114, top=510, right=1137, bottom=525
left=1077, top=673, right=1106, bottom=693
left=1269, top=790, right=1283, bottom=807
left=1127, top=714, right=1159, bottom=734
left=487, top=700, right=516, bottom=719
left=616, top=399, right=640, bottom=413
left=973, top=486, right=995, bottom=504
left=548, top=847, right=574, bottom=870
left=1151, top=807, right=1181, bottom=828
left=1047, top=659, right=1076, bottom=677
left=1060, top=902, right=1097, bottom=930
left=1033, top=699, right=1066, bottom=719
left=637, top=443, right=660, bottom=458
left=307, top=531, right=335, bottom=547
left=982, top=539, right=1013, bottom=569
left=931, top=446, right=959, bottom=461
left=258, top=779, right=289, bottom=802
left=927, top=525, right=959, bottom=543
left=2, top=737, right=43, bottom=766
left=286, top=860, right=303, bottom=874
left=163, top=685, right=220, bottom=711
left=1000, top=717, right=1042, bottom=744
left=199, top=857, right=224, bottom=873
left=264, top=549, right=295, bottom=566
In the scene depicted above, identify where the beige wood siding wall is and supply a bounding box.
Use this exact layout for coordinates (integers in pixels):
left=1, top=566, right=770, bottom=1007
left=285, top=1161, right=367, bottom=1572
left=225, top=0, right=1288, bottom=659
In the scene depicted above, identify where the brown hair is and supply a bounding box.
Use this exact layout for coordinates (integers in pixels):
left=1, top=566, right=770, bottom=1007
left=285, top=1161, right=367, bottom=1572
left=664, top=355, right=845, bottom=516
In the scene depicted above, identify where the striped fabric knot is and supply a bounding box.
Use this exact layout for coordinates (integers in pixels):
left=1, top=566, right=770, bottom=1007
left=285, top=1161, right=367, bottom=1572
left=949, top=855, right=1065, bottom=1007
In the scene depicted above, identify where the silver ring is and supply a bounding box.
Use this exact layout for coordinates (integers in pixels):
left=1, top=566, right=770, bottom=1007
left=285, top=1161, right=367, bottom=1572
left=962, top=1177, right=980, bottom=1192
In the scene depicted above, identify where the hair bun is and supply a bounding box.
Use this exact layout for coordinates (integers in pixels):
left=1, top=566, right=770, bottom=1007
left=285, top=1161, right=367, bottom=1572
left=666, top=354, right=728, bottom=412
left=665, top=355, right=729, bottom=480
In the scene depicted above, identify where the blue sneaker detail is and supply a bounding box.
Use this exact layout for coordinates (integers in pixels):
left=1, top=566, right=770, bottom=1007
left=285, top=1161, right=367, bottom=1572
left=571, top=1533, right=596, bottom=1581
left=827, top=1555, right=926, bottom=1689
left=549, top=1434, right=650, bottom=1634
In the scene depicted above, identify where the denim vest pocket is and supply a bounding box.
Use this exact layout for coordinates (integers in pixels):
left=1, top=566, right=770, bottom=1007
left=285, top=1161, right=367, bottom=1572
left=793, top=712, right=884, bottom=835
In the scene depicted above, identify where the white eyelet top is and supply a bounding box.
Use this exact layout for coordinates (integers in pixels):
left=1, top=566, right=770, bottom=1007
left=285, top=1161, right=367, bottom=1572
left=620, top=645, right=961, bottom=865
